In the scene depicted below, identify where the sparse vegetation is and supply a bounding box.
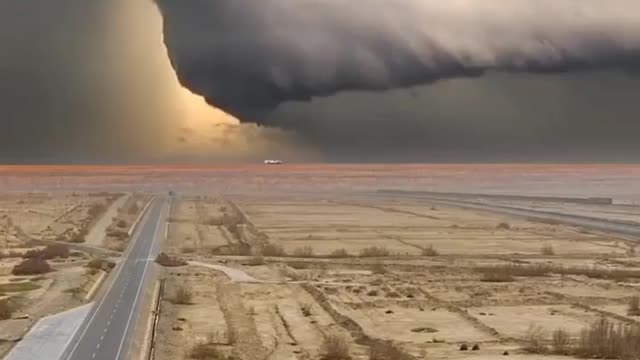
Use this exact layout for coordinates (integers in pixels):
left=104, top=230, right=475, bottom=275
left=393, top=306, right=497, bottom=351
left=421, top=244, right=439, bottom=256
left=171, top=286, right=193, bottom=305
left=524, top=324, right=547, bottom=354
left=189, top=343, right=229, bottom=359
left=12, top=257, right=52, bottom=275
left=116, top=219, right=128, bottom=228
left=320, top=333, right=351, bottom=360
left=87, top=258, right=115, bottom=272
left=551, top=328, right=571, bottom=355
left=300, top=302, right=312, bottom=317
left=541, top=244, right=555, bottom=256
left=475, top=263, right=640, bottom=281
left=293, top=246, right=314, bottom=257
left=628, top=295, right=640, bottom=316
left=359, top=246, right=390, bottom=257
left=496, top=222, right=511, bottom=230
left=246, top=255, right=265, bottom=266
left=260, top=243, right=287, bottom=257
left=368, top=341, right=413, bottom=360
left=155, top=252, right=188, bottom=267
left=328, top=248, right=350, bottom=258
left=369, top=262, right=387, bottom=274
left=0, top=299, right=13, bottom=320
left=575, top=318, right=640, bottom=359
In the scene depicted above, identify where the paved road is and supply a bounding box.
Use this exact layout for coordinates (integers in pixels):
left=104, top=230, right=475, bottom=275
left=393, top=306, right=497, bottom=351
left=376, top=191, right=640, bottom=238
left=62, top=197, right=167, bottom=360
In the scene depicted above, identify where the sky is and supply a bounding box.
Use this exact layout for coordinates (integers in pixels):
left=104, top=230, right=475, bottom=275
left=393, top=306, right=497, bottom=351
left=1, top=0, right=640, bottom=163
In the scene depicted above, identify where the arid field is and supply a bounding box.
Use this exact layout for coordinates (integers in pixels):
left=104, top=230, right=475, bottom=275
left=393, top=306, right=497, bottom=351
left=155, top=194, right=640, bottom=360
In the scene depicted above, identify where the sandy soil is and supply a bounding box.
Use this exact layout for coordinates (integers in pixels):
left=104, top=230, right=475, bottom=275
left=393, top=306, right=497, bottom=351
left=153, top=194, right=640, bottom=360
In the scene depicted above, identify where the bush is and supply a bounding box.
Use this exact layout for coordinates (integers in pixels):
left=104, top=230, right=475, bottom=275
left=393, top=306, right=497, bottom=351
left=261, top=243, right=286, bottom=257
left=293, top=246, right=314, bottom=258
left=300, top=303, right=312, bottom=317
left=576, top=318, right=640, bottom=359
left=12, top=258, right=52, bottom=275
left=541, top=244, right=555, bottom=256
left=171, top=286, right=193, bottom=305
left=524, top=324, right=548, bottom=354
left=368, top=341, right=413, bottom=360
left=87, top=258, right=115, bottom=272
left=328, top=248, right=350, bottom=258
left=359, top=246, right=390, bottom=257
left=246, top=256, right=265, bottom=266
left=496, top=222, right=511, bottom=230
left=480, top=272, right=514, bottom=282
left=189, top=343, right=227, bottom=359
left=421, top=244, right=439, bottom=256
left=369, top=263, right=387, bottom=274
left=155, top=253, right=188, bottom=267
left=87, top=203, right=107, bottom=218
left=116, top=219, right=128, bottom=228
left=0, top=299, right=13, bottom=320
left=321, top=333, right=351, bottom=360
left=552, top=328, right=571, bottom=355
left=628, top=296, right=640, bottom=316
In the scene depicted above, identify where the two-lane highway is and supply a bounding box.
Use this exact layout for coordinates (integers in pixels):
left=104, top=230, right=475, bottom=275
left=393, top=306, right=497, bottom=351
left=62, top=197, right=168, bottom=360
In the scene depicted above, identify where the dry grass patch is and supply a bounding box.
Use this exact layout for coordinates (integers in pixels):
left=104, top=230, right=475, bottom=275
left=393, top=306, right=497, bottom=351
left=170, top=286, right=193, bottom=305
left=541, top=244, right=555, bottom=256
left=359, top=246, right=390, bottom=257
left=292, top=246, right=314, bottom=257
left=628, top=296, right=640, bottom=316
left=189, top=343, right=230, bottom=359
left=260, top=243, right=287, bottom=257
left=551, top=328, right=571, bottom=355
left=321, top=333, right=351, bottom=360
left=246, top=255, right=265, bottom=266
left=368, top=341, right=413, bottom=360
left=421, top=244, right=439, bottom=256
left=328, top=248, right=350, bottom=258
left=0, top=299, right=13, bottom=320
left=369, top=263, right=387, bottom=275
left=524, top=324, right=548, bottom=354
left=575, top=318, right=640, bottom=360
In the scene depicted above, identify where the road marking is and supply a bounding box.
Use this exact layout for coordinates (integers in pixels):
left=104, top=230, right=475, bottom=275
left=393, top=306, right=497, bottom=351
left=63, top=198, right=158, bottom=360
left=114, top=200, right=166, bottom=360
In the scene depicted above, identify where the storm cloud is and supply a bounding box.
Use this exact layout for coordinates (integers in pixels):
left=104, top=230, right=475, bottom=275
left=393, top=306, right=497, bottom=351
left=155, top=0, right=640, bottom=123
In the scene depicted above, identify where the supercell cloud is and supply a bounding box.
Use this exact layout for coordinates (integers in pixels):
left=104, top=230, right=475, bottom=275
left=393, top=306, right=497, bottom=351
left=155, top=0, right=640, bottom=123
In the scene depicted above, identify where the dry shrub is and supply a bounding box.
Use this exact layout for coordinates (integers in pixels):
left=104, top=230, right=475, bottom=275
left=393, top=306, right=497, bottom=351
left=328, top=248, right=350, bottom=258
left=576, top=318, right=640, bottom=359
left=182, top=246, right=196, bottom=254
left=116, top=219, right=128, bottom=228
left=87, top=203, right=107, bottom=218
left=106, top=229, right=129, bottom=240
left=541, top=244, right=555, bottom=256
left=246, top=255, right=265, bottom=266
left=496, top=222, right=511, bottom=230
left=368, top=341, right=413, bottom=360
left=12, top=258, right=52, bottom=275
left=628, top=296, right=640, bottom=316
left=40, top=244, right=70, bottom=259
left=300, top=302, right=312, bottom=317
left=213, top=244, right=251, bottom=256
left=127, top=201, right=139, bottom=215
left=155, top=252, right=188, bottom=267
left=171, top=286, right=193, bottom=305
left=189, top=343, right=229, bottom=359
left=480, top=272, right=514, bottom=282
left=0, top=299, right=13, bottom=320
left=293, top=246, right=314, bottom=258
left=321, top=333, right=351, bottom=360
left=476, top=263, right=640, bottom=281
left=359, top=246, right=390, bottom=257
left=552, top=328, right=571, bottom=355
left=421, top=244, right=439, bottom=257
left=87, top=258, right=116, bottom=272
left=261, top=243, right=286, bottom=257
left=524, top=324, right=548, bottom=354
left=369, top=263, right=387, bottom=274
left=288, top=261, right=309, bottom=270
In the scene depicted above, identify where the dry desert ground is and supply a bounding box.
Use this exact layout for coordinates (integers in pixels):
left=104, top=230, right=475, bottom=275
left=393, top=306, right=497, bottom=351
left=154, top=194, right=640, bottom=360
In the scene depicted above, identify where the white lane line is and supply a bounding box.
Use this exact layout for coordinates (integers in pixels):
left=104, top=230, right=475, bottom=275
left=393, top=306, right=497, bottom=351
left=114, top=200, right=166, bottom=360
left=63, top=198, right=158, bottom=360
